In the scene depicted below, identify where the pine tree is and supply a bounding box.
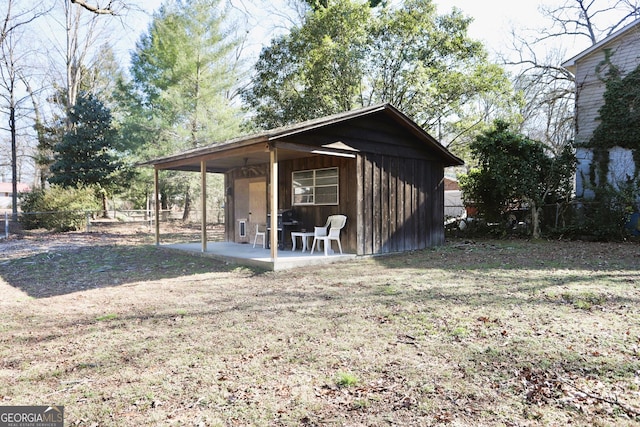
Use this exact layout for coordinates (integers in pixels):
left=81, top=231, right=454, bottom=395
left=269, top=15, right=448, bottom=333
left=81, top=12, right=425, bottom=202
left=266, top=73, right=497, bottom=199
left=49, top=92, right=122, bottom=214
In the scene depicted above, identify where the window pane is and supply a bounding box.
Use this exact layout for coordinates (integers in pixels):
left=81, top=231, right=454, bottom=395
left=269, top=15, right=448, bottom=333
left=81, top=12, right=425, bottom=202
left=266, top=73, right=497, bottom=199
left=294, top=194, right=314, bottom=204
left=294, top=187, right=313, bottom=196
left=295, top=178, right=315, bottom=187
left=316, top=169, right=338, bottom=186
left=294, top=187, right=313, bottom=204
left=315, top=168, right=337, bottom=178
left=315, top=186, right=338, bottom=204
left=293, top=170, right=313, bottom=181
left=292, top=168, right=338, bottom=206
left=316, top=176, right=338, bottom=185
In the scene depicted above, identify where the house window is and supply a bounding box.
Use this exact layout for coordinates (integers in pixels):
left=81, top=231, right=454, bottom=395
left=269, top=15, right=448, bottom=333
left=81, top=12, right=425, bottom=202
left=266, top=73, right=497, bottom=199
left=292, top=167, right=339, bottom=205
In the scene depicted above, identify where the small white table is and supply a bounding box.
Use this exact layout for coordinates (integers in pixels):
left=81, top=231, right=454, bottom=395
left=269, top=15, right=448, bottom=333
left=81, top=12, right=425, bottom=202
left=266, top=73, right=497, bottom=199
left=291, top=231, right=315, bottom=252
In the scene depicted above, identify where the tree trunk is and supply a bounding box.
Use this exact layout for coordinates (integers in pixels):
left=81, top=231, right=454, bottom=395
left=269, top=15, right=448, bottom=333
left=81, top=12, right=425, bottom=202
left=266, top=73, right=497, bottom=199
left=65, top=0, right=102, bottom=129
left=160, top=189, right=169, bottom=221
left=24, top=79, right=50, bottom=188
left=101, top=192, right=108, bottom=218
left=160, top=190, right=168, bottom=210
left=10, top=105, right=18, bottom=222
left=530, top=201, right=541, bottom=239
left=182, top=186, right=192, bottom=222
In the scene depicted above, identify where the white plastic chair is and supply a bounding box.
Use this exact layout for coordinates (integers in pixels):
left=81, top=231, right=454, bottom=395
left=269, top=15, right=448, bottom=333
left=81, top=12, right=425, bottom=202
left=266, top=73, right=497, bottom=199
left=253, top=223, right=266, bottom=248
left=310, top=215, right=347, bottom=256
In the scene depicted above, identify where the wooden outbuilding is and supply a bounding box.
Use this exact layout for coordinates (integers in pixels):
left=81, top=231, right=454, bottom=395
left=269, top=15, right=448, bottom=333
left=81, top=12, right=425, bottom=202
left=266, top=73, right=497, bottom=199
left=144, top=103, right=463, bottom=261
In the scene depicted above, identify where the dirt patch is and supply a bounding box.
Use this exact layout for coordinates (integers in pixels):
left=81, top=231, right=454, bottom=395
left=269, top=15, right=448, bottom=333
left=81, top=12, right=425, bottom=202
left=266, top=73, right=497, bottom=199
left=0, top=221, right=221, bottom=261
left=1, top=228, right=639, bottom=426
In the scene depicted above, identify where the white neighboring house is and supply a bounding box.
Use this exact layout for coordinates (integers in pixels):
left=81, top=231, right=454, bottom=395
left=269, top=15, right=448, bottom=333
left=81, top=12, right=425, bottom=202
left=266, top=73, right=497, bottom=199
left=0, top=182, right=31, bottom=209
left=562, top=19, right=640, bottom=198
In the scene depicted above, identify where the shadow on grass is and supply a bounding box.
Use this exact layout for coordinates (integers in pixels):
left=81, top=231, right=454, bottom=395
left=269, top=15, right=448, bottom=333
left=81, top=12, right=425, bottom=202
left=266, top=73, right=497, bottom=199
left=2, top=237, right=638, bottom=303
left=0, top=244, right=265, bottom=299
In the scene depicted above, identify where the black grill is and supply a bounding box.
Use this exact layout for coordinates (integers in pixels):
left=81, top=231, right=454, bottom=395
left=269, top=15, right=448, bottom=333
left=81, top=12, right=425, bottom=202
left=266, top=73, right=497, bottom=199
left=267, top=209, right=298, bottom=228
left=267, top=209, right=300, bottom=249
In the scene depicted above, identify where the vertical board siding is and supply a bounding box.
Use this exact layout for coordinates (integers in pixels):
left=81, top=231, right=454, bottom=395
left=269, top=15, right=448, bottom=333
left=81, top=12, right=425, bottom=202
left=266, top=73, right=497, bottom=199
left=226, top=152, right=446, bottom=256
left=380, top=155, right=390, bottom=253
left=397, top=160, right=406, bottom=251
left=372, top=153, right=382, bottom=254
left=388, top=156, right=399, bottom=253
left=431, top=166, right=445, bottom=246
left=425, top=167, right=435, bottom=247
left=363, top=154, right=374, bottom=254
left=357, top=153, right=444, bottom=255
left=403, top=160, right=413, bottom=252
left=280, top=156, right=358, bottom=253
left=356, top=155, right=365, bottom=255
left=417, top=164, right=427, bottom=249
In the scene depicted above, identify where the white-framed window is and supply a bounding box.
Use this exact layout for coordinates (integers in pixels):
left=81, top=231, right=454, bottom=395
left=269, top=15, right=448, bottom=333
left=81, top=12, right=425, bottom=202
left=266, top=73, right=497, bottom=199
left=292, top=167, right=339, bottom=206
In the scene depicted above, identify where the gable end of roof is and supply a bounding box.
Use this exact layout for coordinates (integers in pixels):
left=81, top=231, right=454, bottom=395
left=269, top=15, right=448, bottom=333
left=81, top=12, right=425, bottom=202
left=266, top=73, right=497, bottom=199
left=562, top=19, right=640, bottom=72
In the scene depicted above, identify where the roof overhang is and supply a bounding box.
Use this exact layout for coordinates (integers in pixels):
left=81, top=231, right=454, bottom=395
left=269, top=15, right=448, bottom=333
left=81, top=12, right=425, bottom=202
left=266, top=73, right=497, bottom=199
left=562, top=19, right=640, bottom=74
left=140, top=103, right=463, bottom=173
left=142, top=139, right=359, bottom=173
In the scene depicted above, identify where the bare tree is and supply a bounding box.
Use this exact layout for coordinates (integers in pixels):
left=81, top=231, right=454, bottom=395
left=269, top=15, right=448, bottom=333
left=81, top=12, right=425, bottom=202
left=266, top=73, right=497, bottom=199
left=63, top=0, right=109, bottom=126
left=0, top=0, right=49, bottom=44
left=33, top=0, right=114, bottom=131
left=70, top=0, right=119, bottom=15
left=538, top=0, right=640, bottom=45
left=0, top=0, right=51, bottom=220
left=21, top=74, right=51, bottom=188
left=507, top=45, right=576, bottom=155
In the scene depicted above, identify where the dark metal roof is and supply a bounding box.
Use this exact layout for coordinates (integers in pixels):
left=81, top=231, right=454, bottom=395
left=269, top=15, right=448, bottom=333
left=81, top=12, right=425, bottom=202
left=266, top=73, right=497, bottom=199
left=140, top=103, right=464, bottom=172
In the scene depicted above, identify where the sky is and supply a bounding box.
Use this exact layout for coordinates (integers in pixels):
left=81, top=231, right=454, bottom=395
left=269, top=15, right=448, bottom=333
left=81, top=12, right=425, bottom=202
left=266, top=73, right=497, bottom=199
left=435, top=0, right=545, bottom=45
left=433, top=0, right=638, bottom=61
left=120, top=0, right=561, bottom=59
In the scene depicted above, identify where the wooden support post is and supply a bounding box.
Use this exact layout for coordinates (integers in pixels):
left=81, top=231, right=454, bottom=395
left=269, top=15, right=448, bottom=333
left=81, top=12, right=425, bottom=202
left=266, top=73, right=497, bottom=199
left=269, top=148, right=278, bottom=261
left=154, top=167, right=160, bottom=246
left=201, top=160, right=207, bottom=252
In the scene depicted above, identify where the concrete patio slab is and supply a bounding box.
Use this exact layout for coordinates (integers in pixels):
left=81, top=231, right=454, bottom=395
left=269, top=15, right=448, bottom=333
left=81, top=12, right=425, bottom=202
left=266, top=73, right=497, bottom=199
left=160, top=241, right=357, bottom=271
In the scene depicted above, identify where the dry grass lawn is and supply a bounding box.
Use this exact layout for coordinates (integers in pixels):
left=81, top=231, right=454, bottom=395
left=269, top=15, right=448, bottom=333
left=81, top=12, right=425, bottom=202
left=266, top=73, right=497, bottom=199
left=0, top=223, right=639, bottom=426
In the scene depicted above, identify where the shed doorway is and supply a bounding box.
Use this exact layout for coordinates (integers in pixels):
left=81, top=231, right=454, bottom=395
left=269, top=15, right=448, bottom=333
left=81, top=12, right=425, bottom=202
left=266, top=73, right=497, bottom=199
left=234, top=177, right=266, bottom=244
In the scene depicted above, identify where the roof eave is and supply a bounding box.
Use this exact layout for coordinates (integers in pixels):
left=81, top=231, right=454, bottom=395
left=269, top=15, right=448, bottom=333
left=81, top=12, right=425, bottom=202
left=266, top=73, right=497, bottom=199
left=138, top=134, right=270, bottom=168
left=562, top=19, right=640, bottom=72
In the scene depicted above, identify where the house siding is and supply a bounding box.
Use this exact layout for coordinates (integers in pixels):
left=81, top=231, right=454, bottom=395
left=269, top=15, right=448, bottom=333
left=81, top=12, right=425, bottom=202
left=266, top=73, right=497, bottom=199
left=574, top=26, right=640, bottom=145
left=570, top=22, right=640, bottom=197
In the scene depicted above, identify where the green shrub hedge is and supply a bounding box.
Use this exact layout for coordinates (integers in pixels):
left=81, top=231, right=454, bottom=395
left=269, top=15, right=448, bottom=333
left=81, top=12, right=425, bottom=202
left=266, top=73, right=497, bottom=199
left=19, top=186, right=100, bottom=231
